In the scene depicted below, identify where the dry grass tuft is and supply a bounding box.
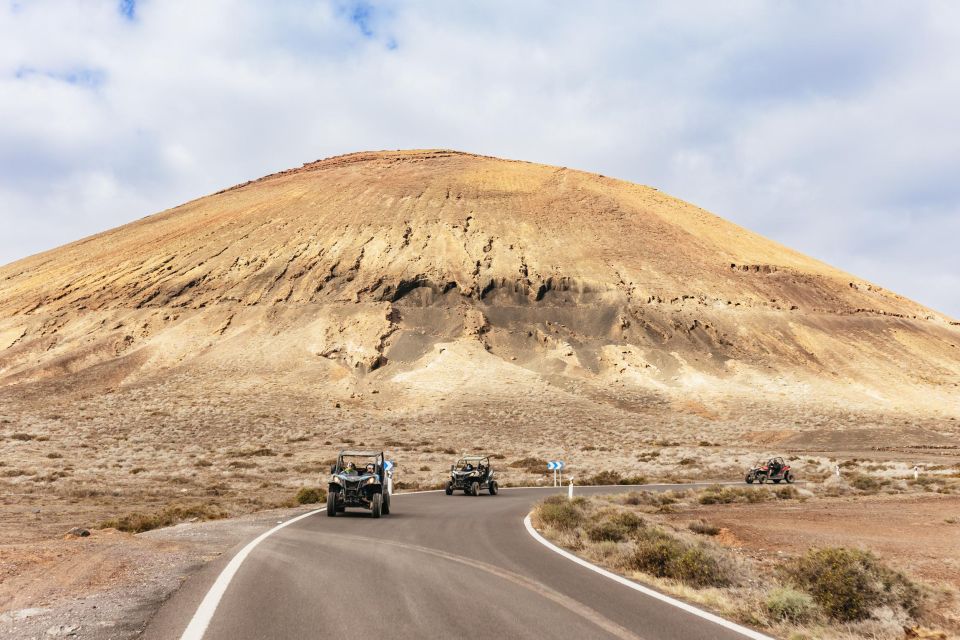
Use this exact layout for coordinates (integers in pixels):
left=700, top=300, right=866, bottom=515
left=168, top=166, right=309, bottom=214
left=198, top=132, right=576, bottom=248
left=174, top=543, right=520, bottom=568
left=99, top=503, right=228, bottom=533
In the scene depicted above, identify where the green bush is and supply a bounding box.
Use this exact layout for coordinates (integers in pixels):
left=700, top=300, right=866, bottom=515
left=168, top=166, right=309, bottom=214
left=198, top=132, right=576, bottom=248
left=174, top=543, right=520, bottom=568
left=537, top=495, right=585, bottom=531
left=765, top=587, right=818, bottom=623
left=780, top=547, right=921, bottom=622
left=295, top=486, right=326, bottom=504
left=630, top=527, right=732, bottom=588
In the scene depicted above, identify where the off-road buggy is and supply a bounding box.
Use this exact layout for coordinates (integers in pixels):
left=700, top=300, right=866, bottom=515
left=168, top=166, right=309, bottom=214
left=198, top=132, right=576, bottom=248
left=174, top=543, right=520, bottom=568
left=327, top=450, right=391, bottom=517
left=745, top=456, right=794, bottom=484
left=445, top=455, right=498, bottom=496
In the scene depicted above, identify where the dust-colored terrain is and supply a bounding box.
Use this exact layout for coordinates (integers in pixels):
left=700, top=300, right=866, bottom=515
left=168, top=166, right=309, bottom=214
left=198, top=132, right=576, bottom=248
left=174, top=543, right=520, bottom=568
left=1, top=149, right=958, bottom=635
left=534, top=479, right=960, bottom=639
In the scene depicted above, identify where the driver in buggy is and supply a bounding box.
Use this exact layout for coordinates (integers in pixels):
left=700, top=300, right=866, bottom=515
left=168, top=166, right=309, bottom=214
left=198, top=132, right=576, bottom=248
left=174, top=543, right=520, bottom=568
left=464, top=462, right=474, bottom=472
left=767, top=458, right=782, bottom=474
left=344, top=461, right=358, bottom=475
left=364, top=463, right=376, bottom=475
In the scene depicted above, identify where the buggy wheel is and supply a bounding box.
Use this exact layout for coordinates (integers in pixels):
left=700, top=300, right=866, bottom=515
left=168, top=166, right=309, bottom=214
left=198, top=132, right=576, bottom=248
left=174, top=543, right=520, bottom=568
left=326, top=491, right=337, bottom=517
left=745, top=474, right=754, bottom=484
left=382, top=492, right=390, bottom=515
left=371, top=493, right=382, bottom=518
left=489, top=481, right=499, bottom=496
left=470, top=481, right=480, bottom=496
left=772, top=479, right=781, bottom=484
left=785, top=471, right=794, bottom=484
left=758, top=475, right=766, bottom=484
left=445, top=482, right=453, bottom=496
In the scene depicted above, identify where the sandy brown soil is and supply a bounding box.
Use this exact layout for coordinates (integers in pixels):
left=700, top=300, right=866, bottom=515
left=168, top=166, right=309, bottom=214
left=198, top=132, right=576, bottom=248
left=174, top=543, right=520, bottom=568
left=536, top=483, right=960, bottom=639
left=0, top=505, right=319, bottom=639
left=681, top=493, right=960, bottom=591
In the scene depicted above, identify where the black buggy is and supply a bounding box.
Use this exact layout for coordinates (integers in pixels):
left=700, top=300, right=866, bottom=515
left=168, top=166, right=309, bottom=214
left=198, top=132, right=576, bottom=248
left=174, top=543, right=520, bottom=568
left=327, top=450, right=391, bottom=518
left=445, top=455, right=499, bottom=496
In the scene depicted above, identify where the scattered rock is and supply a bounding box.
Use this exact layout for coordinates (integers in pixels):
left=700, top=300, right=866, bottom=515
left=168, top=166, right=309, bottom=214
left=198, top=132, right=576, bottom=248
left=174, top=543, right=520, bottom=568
left=45, top=623, right=79, bottom=637
left=66, top=527, right=90, bottom=538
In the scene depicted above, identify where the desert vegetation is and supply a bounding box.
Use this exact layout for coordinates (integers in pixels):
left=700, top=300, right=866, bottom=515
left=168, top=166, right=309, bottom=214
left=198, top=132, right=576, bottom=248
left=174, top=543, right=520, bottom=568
left=532, top=485, right=959, bottom=639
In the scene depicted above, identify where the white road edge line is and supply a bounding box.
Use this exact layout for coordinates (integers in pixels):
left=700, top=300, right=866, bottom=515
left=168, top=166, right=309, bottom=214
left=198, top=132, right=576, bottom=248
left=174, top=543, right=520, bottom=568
left=177, top=488, right=448, bottom=639
left=523, top=514, right=774, bottom=640
left=179, top=507, right=326, bottom=640
left=178, top=482, right=759, bottom=639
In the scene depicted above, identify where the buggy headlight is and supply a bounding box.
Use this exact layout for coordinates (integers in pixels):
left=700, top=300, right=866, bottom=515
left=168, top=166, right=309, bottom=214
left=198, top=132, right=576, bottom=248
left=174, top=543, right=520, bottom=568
left=331, top=475, right=342, bottom=484
left=365, top=476, right=378, bottom=485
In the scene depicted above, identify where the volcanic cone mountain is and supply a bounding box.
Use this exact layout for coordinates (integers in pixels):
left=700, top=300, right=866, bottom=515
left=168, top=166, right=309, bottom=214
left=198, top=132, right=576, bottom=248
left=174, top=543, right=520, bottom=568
left=1, top=150, right=958, bottom=455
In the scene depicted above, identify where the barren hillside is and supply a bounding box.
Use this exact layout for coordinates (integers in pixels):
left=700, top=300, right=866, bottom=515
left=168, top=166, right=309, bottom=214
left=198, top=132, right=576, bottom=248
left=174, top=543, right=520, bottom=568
left=1, top=149, right=957, bottom=414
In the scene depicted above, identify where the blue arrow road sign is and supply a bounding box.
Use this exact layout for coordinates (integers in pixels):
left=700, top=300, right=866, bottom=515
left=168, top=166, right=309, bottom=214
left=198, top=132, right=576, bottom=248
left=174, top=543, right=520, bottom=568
left=384, top=460, right=395, bottom=472
left=547, top=461, right=565, bottom=470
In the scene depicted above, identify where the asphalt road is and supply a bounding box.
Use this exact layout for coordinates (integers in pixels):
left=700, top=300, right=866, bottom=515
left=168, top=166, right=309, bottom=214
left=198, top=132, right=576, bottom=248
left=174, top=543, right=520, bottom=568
left=144, top=485, right=767, bottom=640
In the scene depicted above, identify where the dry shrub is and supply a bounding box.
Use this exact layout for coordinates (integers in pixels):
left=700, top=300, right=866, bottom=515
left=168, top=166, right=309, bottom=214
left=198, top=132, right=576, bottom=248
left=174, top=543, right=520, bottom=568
left=580, top=470, right=648, bottom=486
left=295, top=486, right=327, bottom=504
left=774, top=485, right=800, bottom=500
left=688, top=520, right=720, bottom=536
left=630, top=527, right=733, bottom=588
left=230, top=447, right=277, bottom=458
left=585, top=510, right=646, bottom=542
left=698, top=486, right=773, bottom=505
left=1, top=468, right=29, bottom=477
left=536, top=495, right=585, bottom=531
left=293, top=462, right=327, bottom=473
left=765, top=587, right=819, bottom=623
left=617, top=490, right=678, bottom=507
left=510, top=457, right=546, bottom=473
left=586, top=520, right=629, bottom=542
left=780, top=547, right=922, bottom=622
left=849, top=474, right=884, bottom=493
left=100, top=503, right=227, bottom=533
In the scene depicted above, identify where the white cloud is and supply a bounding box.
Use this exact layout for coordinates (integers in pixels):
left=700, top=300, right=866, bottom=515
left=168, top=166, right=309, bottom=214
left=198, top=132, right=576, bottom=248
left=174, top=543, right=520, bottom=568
left=0, top=0, right=958, bottom=316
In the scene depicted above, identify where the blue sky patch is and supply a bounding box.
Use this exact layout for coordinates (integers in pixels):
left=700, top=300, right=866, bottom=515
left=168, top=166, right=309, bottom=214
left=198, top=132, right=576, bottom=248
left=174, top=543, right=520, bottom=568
left=15, top=66, right=107, bottom=89
left=347, top=1, right=374, bottom=37
left=119, top=0, right=135, bottom=20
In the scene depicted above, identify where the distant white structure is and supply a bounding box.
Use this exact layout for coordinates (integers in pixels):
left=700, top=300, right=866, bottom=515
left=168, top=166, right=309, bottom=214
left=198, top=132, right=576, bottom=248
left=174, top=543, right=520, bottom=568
left=912, top=465, right=920, bottom=480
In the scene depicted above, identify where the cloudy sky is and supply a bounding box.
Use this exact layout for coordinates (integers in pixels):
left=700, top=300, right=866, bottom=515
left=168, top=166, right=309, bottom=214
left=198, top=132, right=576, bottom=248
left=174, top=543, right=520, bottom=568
left=1, top=0, right=958, bottom=316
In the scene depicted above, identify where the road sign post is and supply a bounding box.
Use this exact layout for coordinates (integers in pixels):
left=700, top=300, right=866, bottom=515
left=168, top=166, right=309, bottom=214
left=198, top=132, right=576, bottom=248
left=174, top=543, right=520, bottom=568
left=384, top=460, right=394, bottom=494
left=547, top=461, right=566, bottom=487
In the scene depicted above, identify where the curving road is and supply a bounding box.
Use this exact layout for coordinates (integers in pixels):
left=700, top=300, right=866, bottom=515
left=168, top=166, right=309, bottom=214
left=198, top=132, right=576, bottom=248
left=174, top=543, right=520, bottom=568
left=144, top=485, right=769, bottom=640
